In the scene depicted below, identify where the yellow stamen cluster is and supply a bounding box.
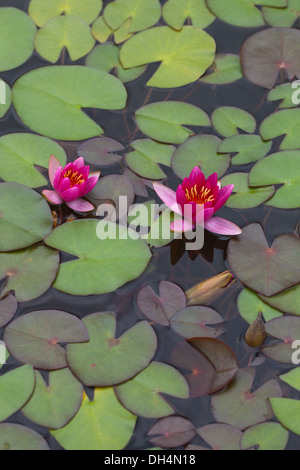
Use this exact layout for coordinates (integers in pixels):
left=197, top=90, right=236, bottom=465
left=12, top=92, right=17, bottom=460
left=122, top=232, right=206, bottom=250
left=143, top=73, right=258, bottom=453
left=185, top=184, right=215, bottom=205
left=64, top=169, right=85, bottom=187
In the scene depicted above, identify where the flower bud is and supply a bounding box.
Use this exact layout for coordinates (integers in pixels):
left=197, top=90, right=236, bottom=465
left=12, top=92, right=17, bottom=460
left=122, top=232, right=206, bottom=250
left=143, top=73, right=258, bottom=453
left=245, top=312, right=266, bottom=347
left=185, top=271, right=235, bottom=306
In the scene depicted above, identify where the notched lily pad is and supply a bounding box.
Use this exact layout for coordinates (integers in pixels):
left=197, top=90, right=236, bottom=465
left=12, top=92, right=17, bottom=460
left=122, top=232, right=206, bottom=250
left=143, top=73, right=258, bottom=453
left=221, top=173, right=275, bottom=209
left=148, top=416, right=196, bottom=448
left=0, top=423, right=50, bottom=450
left=162, top=0, right=215, bottom=30
left=29, top=0, right=103, bottom=26
left=200, top=54, right=242, bottom=85
left=0, top=364, right=35, bottom=422
left=241, top=422, right=289, bottom=450
left=77, top=137, right=124, bottom=166
left=170, top=306, right=224, bottom=339
left=0, top=293, right=18, bottom=328
left=262, top=316, right=300, bottom=363
left=197, top=424, right=243, bottom=451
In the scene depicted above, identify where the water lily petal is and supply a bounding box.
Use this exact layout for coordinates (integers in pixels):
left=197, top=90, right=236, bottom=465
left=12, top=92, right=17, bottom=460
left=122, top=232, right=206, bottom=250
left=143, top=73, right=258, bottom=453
left=53, top=167, right=63, bottom=191
left=170, top=218, right=194, bottom=233
left=71, top=157, right=85, bottom=171
left=66, top=198, right=94, bottom=212
left=204, top=216, right=242, bottom=235
left=189, top=166, right=204, bottom=187
left=207, top=172, right=218, bottom=187
left=203, top=207, right=215, bottom=221
left=153, top=183, right=182, bottom=215
left=214, top=184, right=234, bottom=212
left=48, top=155, right=61, bottom=187
left=57, top=176, right=71, bottom=194
left=42, top=189, right=63, bottom=205
left=81, top=173, right=100, bottom=196
left=61, top=186, right=80, bottom=202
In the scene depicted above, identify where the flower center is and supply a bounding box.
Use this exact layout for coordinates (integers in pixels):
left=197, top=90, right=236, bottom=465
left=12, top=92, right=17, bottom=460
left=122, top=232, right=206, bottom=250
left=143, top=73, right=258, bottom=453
left=185, top=184, right=215, bottom=205
left=64, top=169, right=86, bottom=187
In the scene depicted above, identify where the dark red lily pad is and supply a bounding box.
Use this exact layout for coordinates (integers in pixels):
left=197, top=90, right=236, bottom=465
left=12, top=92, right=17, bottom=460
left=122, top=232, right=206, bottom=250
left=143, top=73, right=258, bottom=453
left=0, top=293, right=17, bottom=328
left=77, top=137, right=124, bottom=166
left=227, top=223, right=300, bottom=297
left=262, top=316, right=300, bottom=363
left=197, top=424, right=243, bottom=451
left=148, top=416, right=196, bottom=449
left=241, top=28, right=300, bottom=89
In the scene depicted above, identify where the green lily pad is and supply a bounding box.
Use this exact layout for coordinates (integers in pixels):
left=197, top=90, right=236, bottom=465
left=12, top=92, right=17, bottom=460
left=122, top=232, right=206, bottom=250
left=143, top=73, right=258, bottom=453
left=135, top=102, right=210, bottom=145
left=237, top=288, right=283, bottom=324
left=28, top=0, right=103, bottom=26
left=4, top=310, right=89, bottom=370
left=104, top=0, right=161, bottom=33
left=280, top=367, right=300, bottom=391
left=270, top=398, right=300, bottom=435
left=249, top=151, right=300, bottom=209
left=0, top=133, right=66, bottom=188
left=51, top=388, right=137, bottom=450
left=0, top=344, right=8, bottom=370
left=211, top=368, right=282, bottom=430
left=126, top=140, right=175, bottom=179
left=0, top=8, right=36, bottom=72
left=220, top=173, right=275, bottom=209
left=22, top=368, right=83, bottom=429
left=268, top=83, right=300, bottom=109
left=148, top=416, right=196, bottom=448
left=197, top=424, right=243, bottom=451
left=35, top=15, right=95, bottom=63
left=263, top=0, right=300, bottom=27
left=86, top=43, right=147, bottom=83
left=262, top=316, right=300, bottom=363
left=206, top=0, right=286, bottom=27
left=241, top=422, right=289, bottom=450
left=0, top=246, right=59, bottom=302
left=0, top=81, right=11, bottom=118
left=91, top=16, right=133, bottom=44
left=241, top=28, right=300, bottom=89
left=120, top=26, right=216, bottom=88
left=170, top=306, right=224, bottom=339
left=0, top=183, right=54, bottom=251
left=66, top=312, right=157, bottom=386
left=162, top=0, right=215, bottom=30
left=0, top=424, right=50, bottom=450
left=45, top=219, right=151, bottom=296
left=227, top=223, right=300, bottom=297
left=0, top=365, right=35, bottom=422
left=218, top=134, right=272, bottom=165
left=77, top=137, right=124, bottom=166
left=172, top=135, right=230, bottom=180
left=260, top=110, right=300, bottom=150
left=115, top=362, right=189, bottom=418
left=260, top=285, right=300, bottom=316
left=200, top=54, right=242, bottom=85
left=0, top=294, right=18, bottom=328
left=12, top=66, right=127, bottom=141
left=212, top=107, right=256, bottom=138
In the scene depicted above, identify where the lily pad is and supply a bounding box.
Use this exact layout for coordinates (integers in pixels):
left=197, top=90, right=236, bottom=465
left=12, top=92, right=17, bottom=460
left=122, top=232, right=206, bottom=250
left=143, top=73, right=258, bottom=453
left=77, top=137, right=124, bottom=166
left=120, top=26, right=216, bottom=88
left=200, top=54, right=242, bottom=85
left=135, top=102, right=210, bottom=145
left=241, top=28, right=300, bottom=89
left=172, top=135, right=230, bottom=180
left=0, top=365, right=35, bottom=422
left=170, top=306, right=224, bottom=339
left=260, top=110, right=300, bottom=151
left=86, top=43, right=147, bottom=83
left=28, top=0, right=103, bottom=26
left=0, top=246, right=59, bottom=302
left=262, top=316, right=300, bottom=363
left=137, top=281, right=186, bottom=326
left=12, top=66, right=127, bottom=141
left=115, top=362, right=189, bottom=418
left=197, top=424, right=243, bottom=451
left=268, top=83, right=300, bottom=109
left=0, top=424, right=50, bottom=450
left=220, top=173, right=275, bottom=209
left=0, top=133, right=66, bottom=188
left=241, top=422, right=289, bottom=450
left=104, top=0, right=161, bottom=33
left=260, top=285, right=300, bottom=316
left=4, top=310, right=89, bottom=370
left=123, top=168, right=149, bottom=197
left=280, top=367, right=300, bottom=391
left=22, top=368, right=83, bottom=429
left=227, top=223, right=300, bottom=297
left=66, top=312, right=157, bottom=386
left=148, top=416, right=196, bottom=448
left=35, top=15, right=95, bottom=63
left=218, top=134, right=272, bottom=165
left=51, top=388, right=137, bottom=450
left=263, top=0, right=300, bottom=27
left=249, top=151, right=300, bottom=209
left=0, top=294, right=18, bottom=328
left=238, top=288, right=283, bottom=324
left=211, top=368, right=282, bottom=430
left=126, top=140, right=175, bottom=180
left=270, top=398, right=300, bottom=435
left=91, top=16, right=133, bottom=44
left=0, top=81, right=11, bottom=118
left=212, top=107, right=256, bottom=138
left=162, top=0, right=215, bottom=30
left=206, top=0, right=286, bottom=27
left=0, top=8, right=36, bottom=72
left=45, top=219, right=151, bottom=295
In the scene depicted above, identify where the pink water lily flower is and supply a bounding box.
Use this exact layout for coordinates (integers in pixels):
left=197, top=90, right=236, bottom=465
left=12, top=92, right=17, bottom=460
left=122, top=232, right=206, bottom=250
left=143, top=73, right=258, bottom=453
left=153, top=166, right=242, bottom=236
left=42, top=155, right=100, bottom=212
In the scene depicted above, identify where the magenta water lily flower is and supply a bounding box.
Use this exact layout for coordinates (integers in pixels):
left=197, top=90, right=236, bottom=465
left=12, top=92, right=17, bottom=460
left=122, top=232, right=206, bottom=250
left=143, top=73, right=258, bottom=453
left=43, top=155, right=100, bottom=212
left=153, top=167, right=242, bottom=236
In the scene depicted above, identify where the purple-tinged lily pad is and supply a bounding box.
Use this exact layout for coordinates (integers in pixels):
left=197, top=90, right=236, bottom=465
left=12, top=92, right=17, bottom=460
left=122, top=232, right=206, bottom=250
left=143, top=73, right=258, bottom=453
left=0, top=364, right=35, bottom=422
left=211, top=368, right=282, bottom=430
left=148, top=416, right=196, bottom=449
left=197, top=424, right=243, bottom=451
left=262, top=316, right=300, bottom=363
left=4, top=310, right=89, bottom=370
left=0, top=293, right=17, bottom=328
left=170, top=306, right=224, bottom=339
left=123, top=168, right=149, bottom=197
left=0, top=424, right=50, bottom=450
left=227, top=223, right=300, bottom=297
left=137, top=281, right=186, bottom=326
left=66, top=312, right=157, bottom=386
left=77, top=137, right=124, bottom=167
left=241, top=28, right=300, bottom=89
